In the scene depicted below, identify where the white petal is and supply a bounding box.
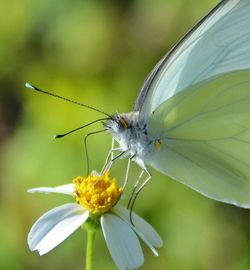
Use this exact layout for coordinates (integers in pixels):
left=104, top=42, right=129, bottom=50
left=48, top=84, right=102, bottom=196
left=101, top=214, right=144, bottom=270
left=28, top=203, right=88, bottom=255
left=28, top=184, right=75, bottom=195
left=113, top=205, right=163, bottom=256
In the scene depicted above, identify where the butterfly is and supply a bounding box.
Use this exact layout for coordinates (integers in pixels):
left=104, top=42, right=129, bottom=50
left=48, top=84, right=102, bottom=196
left=103, top=0, right=250, bottom=208
left=26, top=0, right=250, bottom=209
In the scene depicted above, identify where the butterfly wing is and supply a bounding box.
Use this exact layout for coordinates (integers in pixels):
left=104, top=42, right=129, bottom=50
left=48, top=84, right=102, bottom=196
left=146, top=70, right=250, bottom=207
left=134, top=0, right=250, bottom=122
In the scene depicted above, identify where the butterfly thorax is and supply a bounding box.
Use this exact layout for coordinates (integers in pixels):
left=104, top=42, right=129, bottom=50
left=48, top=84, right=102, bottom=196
left=104, top=112, right=151, bottom=169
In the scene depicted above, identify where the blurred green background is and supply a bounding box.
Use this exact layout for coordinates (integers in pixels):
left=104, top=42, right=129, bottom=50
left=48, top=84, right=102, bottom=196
left=1, top=0, right=250, bottom=269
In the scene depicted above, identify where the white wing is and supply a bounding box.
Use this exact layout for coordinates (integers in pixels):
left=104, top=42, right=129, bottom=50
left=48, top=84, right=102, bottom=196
left=146, top=70, right=250, bottom=207
left=135, top=0, right=250, bottom=121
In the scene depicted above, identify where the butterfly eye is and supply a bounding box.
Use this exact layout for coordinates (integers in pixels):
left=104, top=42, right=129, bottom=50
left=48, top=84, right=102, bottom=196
left=120, top=117, right=128, bottom=129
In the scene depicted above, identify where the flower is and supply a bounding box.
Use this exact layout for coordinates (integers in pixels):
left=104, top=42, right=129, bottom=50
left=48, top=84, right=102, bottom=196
left=73, top=171, right=122, bottom=214
left=27, top=171, right=163, bottom=270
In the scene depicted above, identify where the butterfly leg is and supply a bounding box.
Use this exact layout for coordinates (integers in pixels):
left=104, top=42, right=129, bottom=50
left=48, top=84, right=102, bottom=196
left=129, top=168, right=152, bottom=224
left=101, top=149, right=124, bottom=172
left=101, top=138, right=122, bottom=174
left=127, top=170, right=144, bottom=209
left=101, top=148, right=113, bottom=174
left=110, top=137, right=115, bottom=160
left=122, top=157, right=132, bottom=190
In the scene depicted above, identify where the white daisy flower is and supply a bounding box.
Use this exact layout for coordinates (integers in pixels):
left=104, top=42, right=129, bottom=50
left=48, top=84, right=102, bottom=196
left=27, top=171, right=163, bottom=270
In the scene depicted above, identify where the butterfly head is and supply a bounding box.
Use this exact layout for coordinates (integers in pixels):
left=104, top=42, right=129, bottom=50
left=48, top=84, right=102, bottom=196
left=103, top=113, right=129, bottom=136
left=103, top=112, right=141, bottom=151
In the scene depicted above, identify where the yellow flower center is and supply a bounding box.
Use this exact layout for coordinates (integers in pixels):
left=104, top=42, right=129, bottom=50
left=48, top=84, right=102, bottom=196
left=73, top=171, right=123, bottom=215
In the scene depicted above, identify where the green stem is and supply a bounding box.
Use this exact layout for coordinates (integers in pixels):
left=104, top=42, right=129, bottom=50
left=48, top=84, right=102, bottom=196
left=86, top=227, right=96, bottom=270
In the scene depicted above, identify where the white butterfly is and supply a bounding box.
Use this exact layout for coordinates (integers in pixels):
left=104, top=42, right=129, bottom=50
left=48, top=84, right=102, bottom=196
left=103, top=0, right=250, bottom=208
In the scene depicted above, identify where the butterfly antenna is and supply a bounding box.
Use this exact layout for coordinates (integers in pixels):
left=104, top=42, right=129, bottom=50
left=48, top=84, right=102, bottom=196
left=54, top=118, right=109, bottom=138
left=25, top=82, right=111, bottom=117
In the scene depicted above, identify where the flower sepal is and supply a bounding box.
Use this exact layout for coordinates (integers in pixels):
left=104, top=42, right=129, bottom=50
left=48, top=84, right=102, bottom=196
left=82, top=215, right=101, bottom=233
